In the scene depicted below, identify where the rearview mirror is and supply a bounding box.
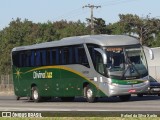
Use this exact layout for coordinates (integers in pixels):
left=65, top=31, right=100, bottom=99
left=94, top=48, right=107, bottom=64
left=143, top=46, right=154, bottom=60
left=148, top=48, right=154, bottom=60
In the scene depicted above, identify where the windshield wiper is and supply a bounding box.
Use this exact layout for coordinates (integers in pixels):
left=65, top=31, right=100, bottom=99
left=121, top=55, right=141, bottom=79
left=129, top=58, right=141, bottom=77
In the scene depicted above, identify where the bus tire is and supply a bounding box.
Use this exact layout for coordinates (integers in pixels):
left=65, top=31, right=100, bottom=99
left=32, top=86, right=41, bottom=102
left=61, top=97, right=75, bottom=102
left=84, top=85, right=96, bottom=103
left=158, top=94, right=160, bottom=96
left=119, top=94, right=131, bottom=101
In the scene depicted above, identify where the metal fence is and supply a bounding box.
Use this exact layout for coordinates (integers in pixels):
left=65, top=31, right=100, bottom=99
left=0, top=75, right=13, bottom=92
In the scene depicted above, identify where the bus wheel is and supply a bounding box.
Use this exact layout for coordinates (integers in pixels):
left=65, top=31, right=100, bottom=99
left=85, top=85, right=96, bottom=103
left=158, top=94, right=160, bottom=96
left=119, top=94, right=131, bottom=101
left=32, top=86, right=41, bottom=102
left=61, top=97, right=75, bottom=102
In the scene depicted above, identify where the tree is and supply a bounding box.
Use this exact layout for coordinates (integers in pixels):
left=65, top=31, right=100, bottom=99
left=0, top=19, right=90, bottom=74
left=119, top=14, right=160, bottom=45
left=34, top=22, right=58, bottom=43
left=53, top=20, right=89, bottom=39
left=149, top=32, right=160, bottom=47
left=86, top=17, right=107, bottom=34
left=106, top=22, right=125, bottom=35
left=0, top=15, right=160, bottom=75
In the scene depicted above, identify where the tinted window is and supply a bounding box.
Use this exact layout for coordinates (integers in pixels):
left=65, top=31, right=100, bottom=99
left=74, top=45, right=89, bottom=67
left=12, top=45, right=89, bottom=68
left=12, top=52, right=20, bottom=67
left=87, top=44, right=105, bottom=74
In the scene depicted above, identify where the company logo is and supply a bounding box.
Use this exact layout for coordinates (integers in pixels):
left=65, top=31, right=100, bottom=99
left=2, top=112, right=11, bottom=117
left=126, top=80, right=137, bottom=85
left=33, top=71, right=52, bottom=79
left=14, top=68, right=22, bottom=79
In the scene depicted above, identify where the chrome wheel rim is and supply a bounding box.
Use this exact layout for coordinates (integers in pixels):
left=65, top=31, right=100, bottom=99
left=33, top=90, right=38, bottom=100
left=87, top=89, right=93, bottom=98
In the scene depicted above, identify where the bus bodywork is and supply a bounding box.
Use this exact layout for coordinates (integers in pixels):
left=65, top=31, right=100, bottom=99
left=12, top=35, right=149, bottom=102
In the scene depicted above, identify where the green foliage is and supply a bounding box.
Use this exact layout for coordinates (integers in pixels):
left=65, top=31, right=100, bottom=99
left=118, top=14, right=160, bottom=45
left=149, top=33, right=160, bottom=47
left=53, top=20, right=89, bottom=39
left=86, top=17, right=107, bottom=34
left=106, top=22, right=125, bottom=35
left=0, top=18, right=89, bottom=74
left=0, top=14, right=160, bottom=75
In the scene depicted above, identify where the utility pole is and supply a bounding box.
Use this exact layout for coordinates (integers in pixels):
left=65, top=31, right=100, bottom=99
left=83, top=4, right=101, bottom=35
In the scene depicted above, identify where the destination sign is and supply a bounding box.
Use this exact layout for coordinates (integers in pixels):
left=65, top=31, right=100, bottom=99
left=106, top=48, right=123, bottom=51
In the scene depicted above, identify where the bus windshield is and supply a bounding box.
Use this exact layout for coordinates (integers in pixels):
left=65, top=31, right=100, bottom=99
left=106, top=46, right=148, bottom=79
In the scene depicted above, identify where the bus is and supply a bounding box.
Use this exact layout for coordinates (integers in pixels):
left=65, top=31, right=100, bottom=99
left=11, top=35, right=150, bottom=103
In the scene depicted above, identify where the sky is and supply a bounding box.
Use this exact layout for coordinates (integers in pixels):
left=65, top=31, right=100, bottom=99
left=0, top=0, right=160, bottom=30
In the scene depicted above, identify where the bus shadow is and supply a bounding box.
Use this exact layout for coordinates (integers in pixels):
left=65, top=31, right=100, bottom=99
left=22, top=95, right=160, bottom=103
left=96, top=95, right=160, bottom=103
left=130, top=95, right=160, bottom=102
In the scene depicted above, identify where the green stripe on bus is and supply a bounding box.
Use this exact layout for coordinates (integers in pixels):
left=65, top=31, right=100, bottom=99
left=111, top=79, right=146, bottom=85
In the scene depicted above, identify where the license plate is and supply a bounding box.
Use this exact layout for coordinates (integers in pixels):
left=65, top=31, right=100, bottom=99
left=152, top=88, right=160, bottom=91
left=128, top=89, right=136, bottom=93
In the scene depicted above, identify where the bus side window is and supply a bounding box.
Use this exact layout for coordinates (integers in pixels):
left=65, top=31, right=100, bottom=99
left=87, top=44, right=105, bottom=75
left=26, top=51, right=31, bottom=67
left=21, top=53, right=26, bottom=67
left=50, top=49, right=53, bottom=65
left=61, top=47, right=70, bottom=65
left=56, top=48, right=59, bottom=65
left=41, top=50, right=46, bottom=66
left=35, top=50, right=41, bottom=66
left=61, top=48, right=65, bottom=64
left=75, top=47, right=79, bottom=64
left=31, top=51, right=35, bottom=67
left=87, top=44, right=100, bottom=69
left=95, top=51, right=105, bottom=75
left=69, top=47, right=73, bottom=64
left=50, top=48, right=59, bottom=65
left=60, top=47, right=73, bottom=65
left=51, top=49, right=57, bottom=65
left=46, top=49, right=51, bottom=65
left=74, top=45, right=89, bottom=68
left=12, top=52, right=20, bottom=67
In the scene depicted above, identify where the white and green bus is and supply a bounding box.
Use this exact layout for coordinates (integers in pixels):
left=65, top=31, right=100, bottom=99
left=12, top=35, right=150, bottom=103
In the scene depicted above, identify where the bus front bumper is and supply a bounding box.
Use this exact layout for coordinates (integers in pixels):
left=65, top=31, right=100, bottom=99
left=107, top=80, right=149, bottom=97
